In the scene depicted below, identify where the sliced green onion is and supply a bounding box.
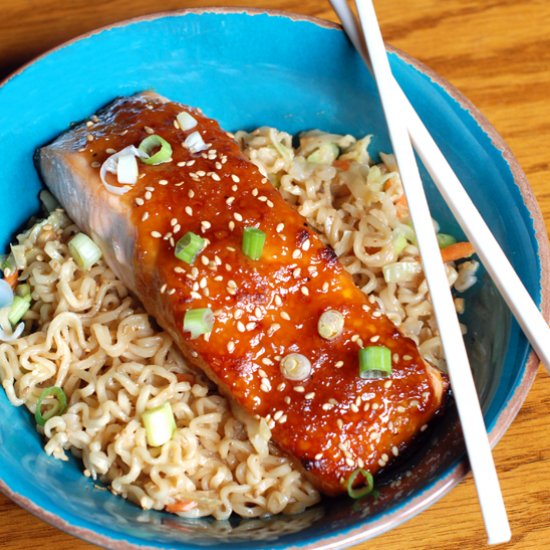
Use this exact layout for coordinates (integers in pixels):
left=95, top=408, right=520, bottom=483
left=8, top=295, right=30, bottom=326
left=183, top=131, right=208, bottom=154
left=382, top=261, right=422, bottom=284
left=242, top=227, right=266, bottom=261
left=359, top=346, right=392, bottom=379
left=35, top=386, right=67, bottom=427
left=176, top=111, right=198, bottom=131
left=15, top=284, right=31, bottom=298
left=142, top=402, right=176, bottom=447
left=437, top=233, right=457, bottom=249
left=280, top=353, right=311, bottom=381
left=318, top=309, right=345, bottom=340
left=39, top=189, right=60, bottom=213
left=68, top=233, right=102, bottom=270
left=183, top=308, right=214, bottom=339
left=175, top=232, right=206, bottom=264
left=392, top=233, right=408, bottom=256
left=138, top=135, right=173, bottom=165
left=346, top=468, right=375, bottom=499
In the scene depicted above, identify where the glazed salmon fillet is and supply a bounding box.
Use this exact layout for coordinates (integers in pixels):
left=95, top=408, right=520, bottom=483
left=38, top=92, right=446, bottom=495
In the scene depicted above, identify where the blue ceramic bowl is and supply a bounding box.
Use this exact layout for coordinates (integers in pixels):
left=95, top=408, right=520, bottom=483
left=0, top=8, right=548, bottom=549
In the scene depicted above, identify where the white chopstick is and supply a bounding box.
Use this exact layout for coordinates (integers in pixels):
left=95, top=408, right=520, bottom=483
left=330, top=0, right=550, bottom=376
left=340, top=0, right=511, bottom=544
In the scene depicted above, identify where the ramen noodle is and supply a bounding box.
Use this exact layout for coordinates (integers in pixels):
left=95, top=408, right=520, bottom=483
left=0, top=128, right=478, bottom=519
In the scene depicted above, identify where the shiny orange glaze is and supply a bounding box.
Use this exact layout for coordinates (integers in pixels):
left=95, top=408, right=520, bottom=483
left=54, top=93, right=446, bottom=495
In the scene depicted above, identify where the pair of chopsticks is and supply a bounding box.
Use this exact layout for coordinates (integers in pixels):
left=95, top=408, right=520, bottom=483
left=331, top=0, right=550, bottom=544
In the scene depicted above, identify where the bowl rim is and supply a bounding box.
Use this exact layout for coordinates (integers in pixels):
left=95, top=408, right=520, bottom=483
left=0, top=6, right=548, bottom=550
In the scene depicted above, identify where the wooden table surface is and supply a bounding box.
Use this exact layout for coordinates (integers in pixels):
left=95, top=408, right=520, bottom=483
left=1, top=1, right=549, bottom=549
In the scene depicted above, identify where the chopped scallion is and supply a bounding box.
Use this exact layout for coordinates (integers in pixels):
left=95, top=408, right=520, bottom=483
left=68, top=233, right=102, bottom=271
left=437, top=233, right=457, bottom=249
left=242, top=227, right=266, bottom=261
left=318, top=309, right=345, bottom=340
left=175, top=232, right=206, bottom=264
left=359, top=346, right=392, bottom=379
left=183, top=131, right=207, bottom=154
left=138, top=134, right=172, bottom=165
left=280, top=353, right=312, bottom=381
left=142, top=402, right=176, bottom=447
left=35, top=386, right=67, bottom=427
left=8, top=295, right=30, bottom=326
left=15, top=284, right=31, bottom=298
left=183, top=308, right=214, bottom=339
left=382, top=261, right=422, bottom=284
left=176, top=111, right=198, bottom=131
left=345, top=468, right=375, bottom=499
left=392, top=233, right=408, bottom=256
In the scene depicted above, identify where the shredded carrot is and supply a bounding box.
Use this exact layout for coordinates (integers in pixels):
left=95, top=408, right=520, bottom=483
left=165, top=500, right=197, bottom=513
left=3, top=270, right=18, bottom=289
left=176, top=373, right=195, bottom=385
left=440, top=242, right=475, bottom=263
left=395, top=194, right=408, bottom=219
left=333, top=158, right=351, bottom=171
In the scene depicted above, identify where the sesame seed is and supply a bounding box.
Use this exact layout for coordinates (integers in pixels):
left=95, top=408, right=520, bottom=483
left=273, top=410, right=283, bottom=421
left=284, top=396, right=291, bottom=405
left=177, top=161, right=187, bottom=167
left=337, top=419, right=344, bottom=429
left=335, top=361, right=344, bottom=368
left=252, top=188, right=258, bottom=196
left=174, top=266, right=185, bottom=274
left=135, top=198, right=145, bottom=206
left=144, top=126, right=154, bottom=134
left=301, top=286, right=309, bottom=296
left=196, top=171, right=206, bottom=177
left=226, top=341, right=235, bottom=353
left=392, top=446, right=399, bottom=456
left=276, top=382, right=286, bottom=391
left=410, top=399, right=419, bottom=408
left=322, top=403, right=333, bottom=411
left=151, top=231, right=162, bottom=238
left=351, top=334, right=360, bottom=342
left=91, top=161, right=100, bottom=168
left=201, top=256, right=209, bottom=266
left=384, top=380, right=393, bottom=389
left=234, top=309, right=243, bottom=319
left=160, top=284, right=167, bottom=293
left=86, top=134, right=94, bottom=142
left=231, top=184, right=238, bottom=192
left=274, top=295, right=283, bottom=307
left=268, top=323, right=281, bottom=336
left=420, top=424, right=428, bottom=432
left=293, top=386, right=305, bottom=393
left=322, top=282, right=329, bottom=292
left=237, top=321, right=245, bottom=332
left=233, top=212, right=243, bottom=222
left=397, top=405, right=405, bottom=413
left=370, top=335, right=380, bottom=343
left=275, top=223, right=285, bottom=233
left=314, top=453, right=323, bottom=460
left=185, top=206, right=193, bottom=216
left=403, top=354, right=413, bottom=361
left=201, top=221, right=211, bottom=232
left=378, top=459, right=386, bottom=467
left=159, top=179, right=168, bottom=185
left=293, top=268, right=301, bottom=278
left=281, top=311, right=291, bottom=321
left=170, top=218, right=177, bottom=226
left=279, top=414, right=287, bottom=424
left=351, top=404, right=359, bottom=413
left=226, top=196, right=235, bottom=206
left=173, top=224, right=181, bottom=233
left=292, top=249, right=301, bottom=259
left=231, top=174, right=240, bottom=183
left=246, top=322, right=256, bottom=331
left=228, top=221, right=235, bottom=231
left=141, top=212, right=149, bottom=222
left=372, top=311, right=382, bottom=318
left=258, top=369, right=268, bottom=378
left=258, top=196, right=267, bottom=202
left=302, top=239, right=311, bottom=251
left=211, top=173, right=221, bottom=182
left=305, top=392, right=315, bottom=400
left=215, top=162, right=222, bottom=169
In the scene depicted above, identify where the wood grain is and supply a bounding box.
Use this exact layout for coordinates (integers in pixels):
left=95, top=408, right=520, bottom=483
left=0, top=1, right=549, bottom=549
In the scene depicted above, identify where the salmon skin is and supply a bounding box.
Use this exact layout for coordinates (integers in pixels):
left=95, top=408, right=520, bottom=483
left=38, top=92, right=446, bottom=495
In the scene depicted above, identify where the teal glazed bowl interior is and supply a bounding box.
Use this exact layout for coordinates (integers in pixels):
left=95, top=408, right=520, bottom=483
left=0, top=8, right=547, bottom=549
